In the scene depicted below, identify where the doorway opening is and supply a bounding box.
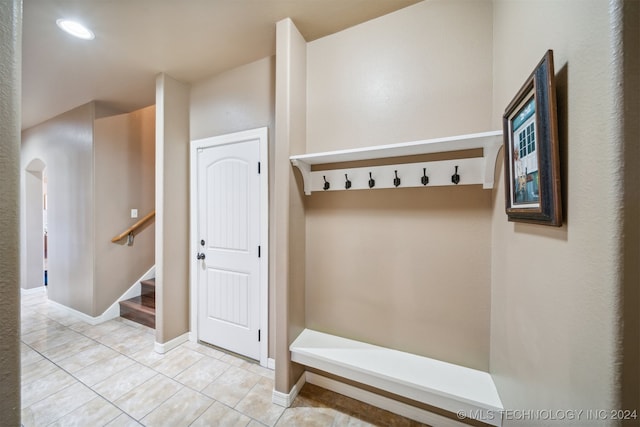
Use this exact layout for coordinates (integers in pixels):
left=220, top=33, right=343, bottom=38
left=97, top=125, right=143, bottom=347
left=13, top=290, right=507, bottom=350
left=25, top=158, right=47, bottom=291
left=190, top=127, right=269, bottom=367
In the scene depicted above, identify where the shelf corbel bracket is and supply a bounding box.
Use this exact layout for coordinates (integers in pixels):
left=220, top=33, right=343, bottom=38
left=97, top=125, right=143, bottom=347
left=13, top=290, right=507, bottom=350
left=291, top=159, right=312, bottom=195
left=482, top=139, right=503, bottom=189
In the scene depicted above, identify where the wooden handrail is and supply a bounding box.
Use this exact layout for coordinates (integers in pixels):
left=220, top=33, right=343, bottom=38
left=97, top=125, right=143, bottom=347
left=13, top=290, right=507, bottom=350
left=111, top=210, right=155, bottom=243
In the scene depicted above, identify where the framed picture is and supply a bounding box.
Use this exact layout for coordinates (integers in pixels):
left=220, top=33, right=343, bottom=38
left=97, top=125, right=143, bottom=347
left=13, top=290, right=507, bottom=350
left=503, top=50, right=562, bottom=226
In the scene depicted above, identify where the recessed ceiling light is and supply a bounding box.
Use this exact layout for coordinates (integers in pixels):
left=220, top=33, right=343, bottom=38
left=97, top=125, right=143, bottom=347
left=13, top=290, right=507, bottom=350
left=56, top=19, right=95, bottom=40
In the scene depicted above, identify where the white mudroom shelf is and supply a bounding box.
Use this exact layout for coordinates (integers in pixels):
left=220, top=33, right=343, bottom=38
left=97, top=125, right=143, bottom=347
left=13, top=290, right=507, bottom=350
left=290, top=131, right=503, bottom=195
left=290, top=329, right=504, bottom=426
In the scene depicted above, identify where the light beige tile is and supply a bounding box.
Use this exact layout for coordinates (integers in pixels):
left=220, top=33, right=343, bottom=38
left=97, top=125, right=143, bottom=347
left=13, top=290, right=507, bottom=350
left=174, top=356, right=230, bottom=390
left=21, top=357, right=58, bottom=385
left=275, top=407, right=337, bottom=427
left=94, top=324, right=140, bottom=346
left=112, top=331, right=155, bottom=356
left=78, top=320, right=128, bottom=339
left=67, top=319, right=93, bottom=333
left=98, top=326, right=154, bottom=355
left=150, top=346, right=205, bottom=377
left=44, top=307, right=81, bottom=326
left=221, top=353, right=255, bottom=369
left=191, top=401, right=252, bottom=427
left=115, top=316, right=155, bottom=334
left=235, top=377, right=285, bottom=426
left=141, top=387, right=213, bottom=427
left=201, top=366, right=262, bottom=407
left=130, top=347, right=167, bottom=367
left=21, top=314, right=54, bottom=335
left=105, top=413, right=143, bottom=427
left=62, top=317, right=89, bottom=331
left=247, top=362, right=275, bottom=380
left=114, top=374, right=182, bottom=420
left=74, top=353, right=136, bottom=386
left=21, top=368, right=77, bottom=408
left=20, top=343, right=44, bottom=367
left=21, top=381, right=96, bottom=426
left=332, top=413, right=377, bottom=426
left=56, top=342, right=120, bottom=372
left=40, top=335, right=96, bottom=362
left=182, top=340, right=226, bottom=359
left=21, top=322, right=67, bottom=345
left=48, top=396, right=122, bottom=427
left=28, top=328, right=85, bottom=352
left=93, top=362, right=157, bottom=402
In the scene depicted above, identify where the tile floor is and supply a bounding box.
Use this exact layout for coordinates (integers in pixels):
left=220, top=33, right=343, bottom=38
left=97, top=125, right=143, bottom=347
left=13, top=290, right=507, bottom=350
left=20, top=288, right=427, bottom=426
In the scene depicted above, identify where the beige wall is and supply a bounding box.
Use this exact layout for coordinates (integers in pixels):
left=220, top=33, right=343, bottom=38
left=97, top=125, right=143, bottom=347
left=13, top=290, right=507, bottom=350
left=307, top=0, right=493, bottom=152
left=94, top=106, right=155, bottom=315
left=304, top=0, right=494, bottom=371
left=190, top=57, right=276, bottom=357
left=21, top=103, right=96, bottom=314
left=490, top=0, right=627, bottom=418
left=620, top=0, right=640, bottom=413
left=156, top=73, right=190, bottom=344
left=21, top=102, right=155, bottom=317
left=190, top=57, right=275, bottom=141
left=0, top=0, right=21, bottom=422
left=274, top=18, right=308, bottom=392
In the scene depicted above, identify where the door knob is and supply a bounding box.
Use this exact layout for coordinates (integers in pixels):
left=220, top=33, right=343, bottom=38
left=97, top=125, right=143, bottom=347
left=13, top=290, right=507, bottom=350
left=197, top=253, right=206, bottom=260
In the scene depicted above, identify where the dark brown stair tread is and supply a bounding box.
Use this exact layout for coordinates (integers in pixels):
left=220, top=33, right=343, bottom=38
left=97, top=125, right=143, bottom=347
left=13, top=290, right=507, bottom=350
left=119, top=297, right=155, bottom=315
left=120, top=308, right=155, bottom=329
left=141, top=278, right=155, bottom=287
left=141, top=286, right=155, bottom=299
left=120, top=279, right=156, bottom=328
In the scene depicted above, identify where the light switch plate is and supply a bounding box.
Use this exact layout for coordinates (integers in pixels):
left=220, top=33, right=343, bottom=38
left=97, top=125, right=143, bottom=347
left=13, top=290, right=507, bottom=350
left=131, top=209, right=138, bottom=218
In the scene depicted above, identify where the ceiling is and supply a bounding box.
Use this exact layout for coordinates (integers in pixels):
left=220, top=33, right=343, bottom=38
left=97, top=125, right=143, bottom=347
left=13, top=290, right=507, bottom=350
left=22, top=0, right=421, bottom=130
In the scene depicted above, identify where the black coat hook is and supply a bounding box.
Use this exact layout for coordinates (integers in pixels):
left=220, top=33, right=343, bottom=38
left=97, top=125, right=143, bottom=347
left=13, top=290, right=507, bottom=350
left=451, top=166, right=460, bottom=185
left=345, top=174, right=352, bottom=189
left=323, top=175, right=330, bottom=190
left=421, top=168, right=429, bottom=186
left=368, top=172, right=375, bottom=188
left=393, top=170, right=401, bottom=187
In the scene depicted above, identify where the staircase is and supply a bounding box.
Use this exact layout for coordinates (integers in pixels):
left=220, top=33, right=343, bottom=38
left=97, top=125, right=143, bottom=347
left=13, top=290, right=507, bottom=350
left=119, top=278, right=155, bottom=328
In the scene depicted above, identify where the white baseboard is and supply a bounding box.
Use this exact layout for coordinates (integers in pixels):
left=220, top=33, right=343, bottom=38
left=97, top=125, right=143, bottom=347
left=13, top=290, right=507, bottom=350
left=47, top=298, right=109, bottom=326
left=96, top=265, right=156, bottom=323
left=21, top=286, right=46, bottom=296
left=45, top=265, right=155, bottom=326
left=272, top=371, right=306, bottom=408
left=305, top=372, right=467, bottom=427
left=267, top=358, right=276, bottom=370
left=155, top=332, right=190, bottom=354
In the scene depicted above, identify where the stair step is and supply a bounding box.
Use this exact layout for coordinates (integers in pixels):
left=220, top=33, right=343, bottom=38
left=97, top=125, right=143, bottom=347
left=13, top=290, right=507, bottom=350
left=141, top=278, right=155, bottom=288
left=141, top=278, right=155, bottom=299
left=120, top=296, right=155, bottom=328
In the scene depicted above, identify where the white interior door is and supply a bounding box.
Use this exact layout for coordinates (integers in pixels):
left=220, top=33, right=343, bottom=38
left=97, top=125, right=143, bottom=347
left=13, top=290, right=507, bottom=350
left=195, top=134, right=263, bottom=360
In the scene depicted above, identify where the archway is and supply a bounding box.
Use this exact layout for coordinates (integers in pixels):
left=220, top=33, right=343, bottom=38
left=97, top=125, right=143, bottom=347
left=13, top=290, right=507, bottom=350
left=24, top=158, right=46, bottom=291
